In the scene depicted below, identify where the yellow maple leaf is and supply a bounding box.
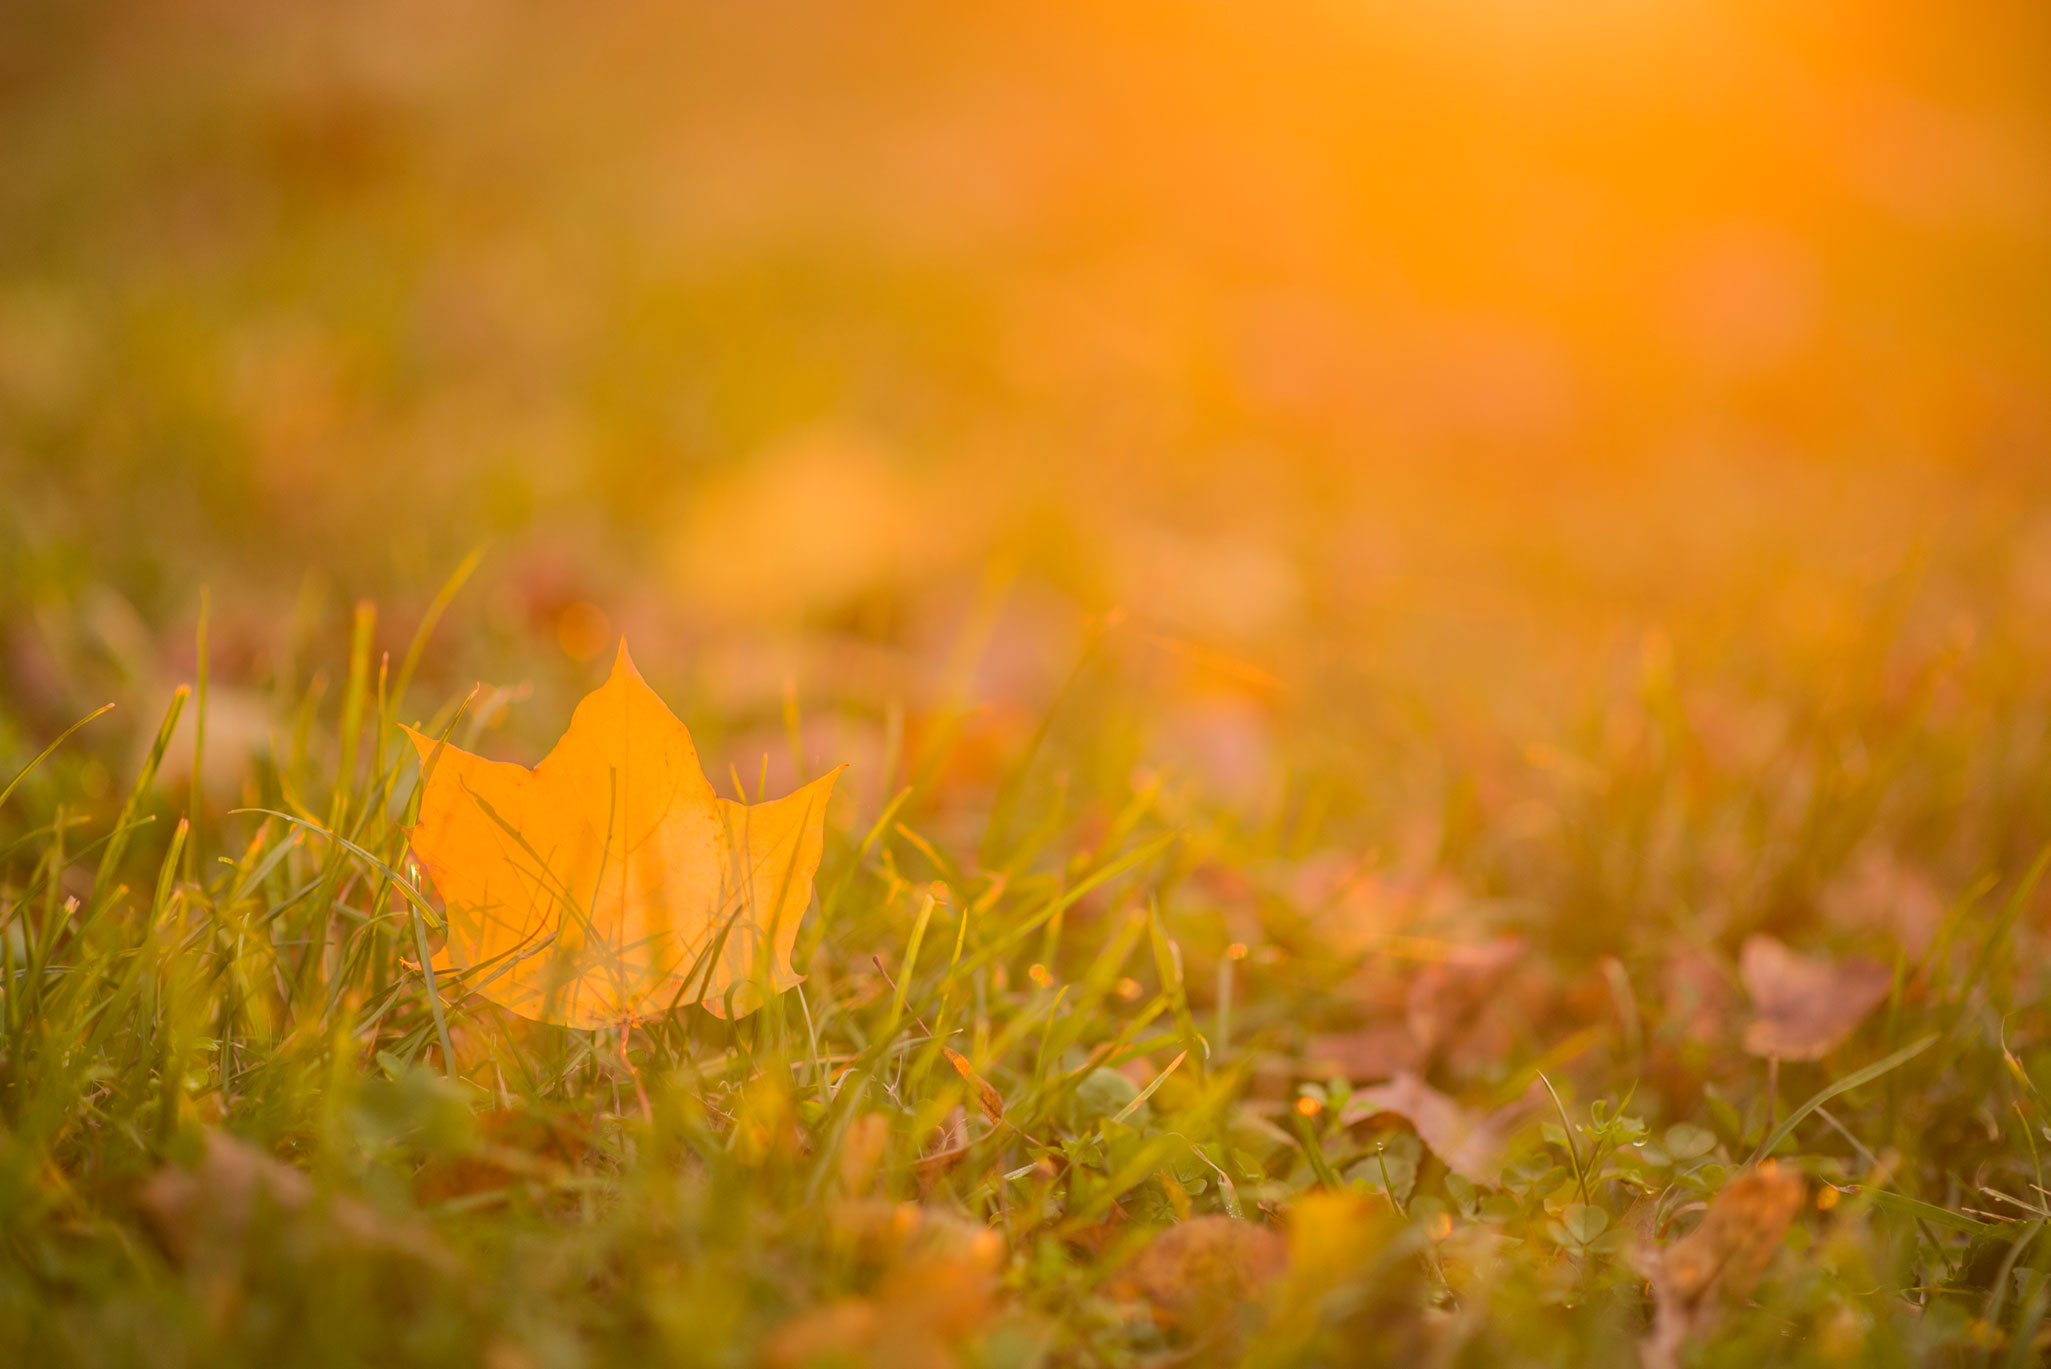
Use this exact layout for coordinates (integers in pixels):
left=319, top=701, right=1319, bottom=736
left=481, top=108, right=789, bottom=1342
left=402, top=643, right=841, bottom=1028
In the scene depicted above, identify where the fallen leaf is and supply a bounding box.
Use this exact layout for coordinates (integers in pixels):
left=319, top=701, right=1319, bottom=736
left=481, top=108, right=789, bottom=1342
left=1819, top=846, right=1944, bottom=958
left=1348, top=1072, right=1506, bottom=1186
left=1739, top=934, right=1891, bottom=1060
left=139, top=1128, right=444, bottom=1270
left=1641, top=1161, right=1805, bottom=1369
left=944, top=1048, right=1005, bottom=1124
left=1302, top=1024, right=1422, bottom=1084
left=1405, top=935, right=1526, bottom=1059
left=916, top=1106, right=972, bottom=1185
left=827, top=1200, right=1006, bottom=1273
left=405, top=643, right=843, bottom=1027
left=1303, top=862, right=1473, bottom=961
left=1114, top=1216, right=1287, bottom=1335
left=411, top=1107, right=589, bottom=1207
left=770, top=1203, right=1003, bottom=1369
left=765, top=1257, right=992, bottom=1369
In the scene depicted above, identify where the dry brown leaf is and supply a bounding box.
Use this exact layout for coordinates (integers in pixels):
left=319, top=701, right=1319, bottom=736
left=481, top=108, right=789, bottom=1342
left=764, top=1256, right=993, bottom=1369
left=1820, top=846, right=1944, bottom=958
left=765, top=1301, right=908, bottom=1369
left=1740, top=934, right=1891, bottom=1060
left=1405, top=935, right=1526, bottom=1058
left=1349, top=1072, right=1506, bottom=1186
left=770, top=1203, right=1003, bottom=1369
left=412, top=1108, right=589, bottom=1207
left=1641, top=1161, right=1805, bottom=1369
left=1293, top=858, right=1470, bottom=961
left=826, top=1200, right=1007, bottom=1273
left=139, top=1128, right=444, bottom=1270
left=1114, top=1215, right=1288, bottom=1336
left=1302, top=1024, right=1422, bottom=1084
left=405, top=643, right=842, bottom=1027
left=915, top=1107, right=974, bottom=1190
left=944, top=1048, right=1005, bottom=1124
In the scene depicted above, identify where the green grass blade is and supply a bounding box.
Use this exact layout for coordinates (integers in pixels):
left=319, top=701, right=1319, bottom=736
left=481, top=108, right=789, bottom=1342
left=0, top=702, right=114, bottom=814
left=1748, top=1034, right=1938, bottom=1165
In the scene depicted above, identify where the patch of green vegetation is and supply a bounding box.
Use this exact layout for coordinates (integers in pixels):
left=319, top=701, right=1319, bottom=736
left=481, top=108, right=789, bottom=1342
left=2, top=563, right=2050, bottom=1369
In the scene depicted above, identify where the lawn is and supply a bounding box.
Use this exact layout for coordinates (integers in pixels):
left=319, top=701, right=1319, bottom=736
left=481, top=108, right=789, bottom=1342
left=6, top=4, right=2051, bottom=1366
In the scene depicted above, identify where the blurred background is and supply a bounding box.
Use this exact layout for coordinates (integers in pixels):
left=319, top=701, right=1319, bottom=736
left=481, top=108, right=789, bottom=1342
left=4, top=0, right=2051, bottom=944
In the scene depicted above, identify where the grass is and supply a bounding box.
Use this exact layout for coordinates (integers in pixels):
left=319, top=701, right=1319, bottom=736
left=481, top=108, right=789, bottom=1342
left=4, top=550, right=2051, bottom=1369
left=4, top=10, right=2051, bottom=1362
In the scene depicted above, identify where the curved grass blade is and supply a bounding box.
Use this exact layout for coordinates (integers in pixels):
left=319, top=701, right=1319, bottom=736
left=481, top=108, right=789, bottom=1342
left=0, top=702, right=114, bottom=814
left=1853, top=1187, right=2002, bottom=1237
left=1748, top=1034, right=1938, bottom=1165
left=232, top=808, right=439, bottom=923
